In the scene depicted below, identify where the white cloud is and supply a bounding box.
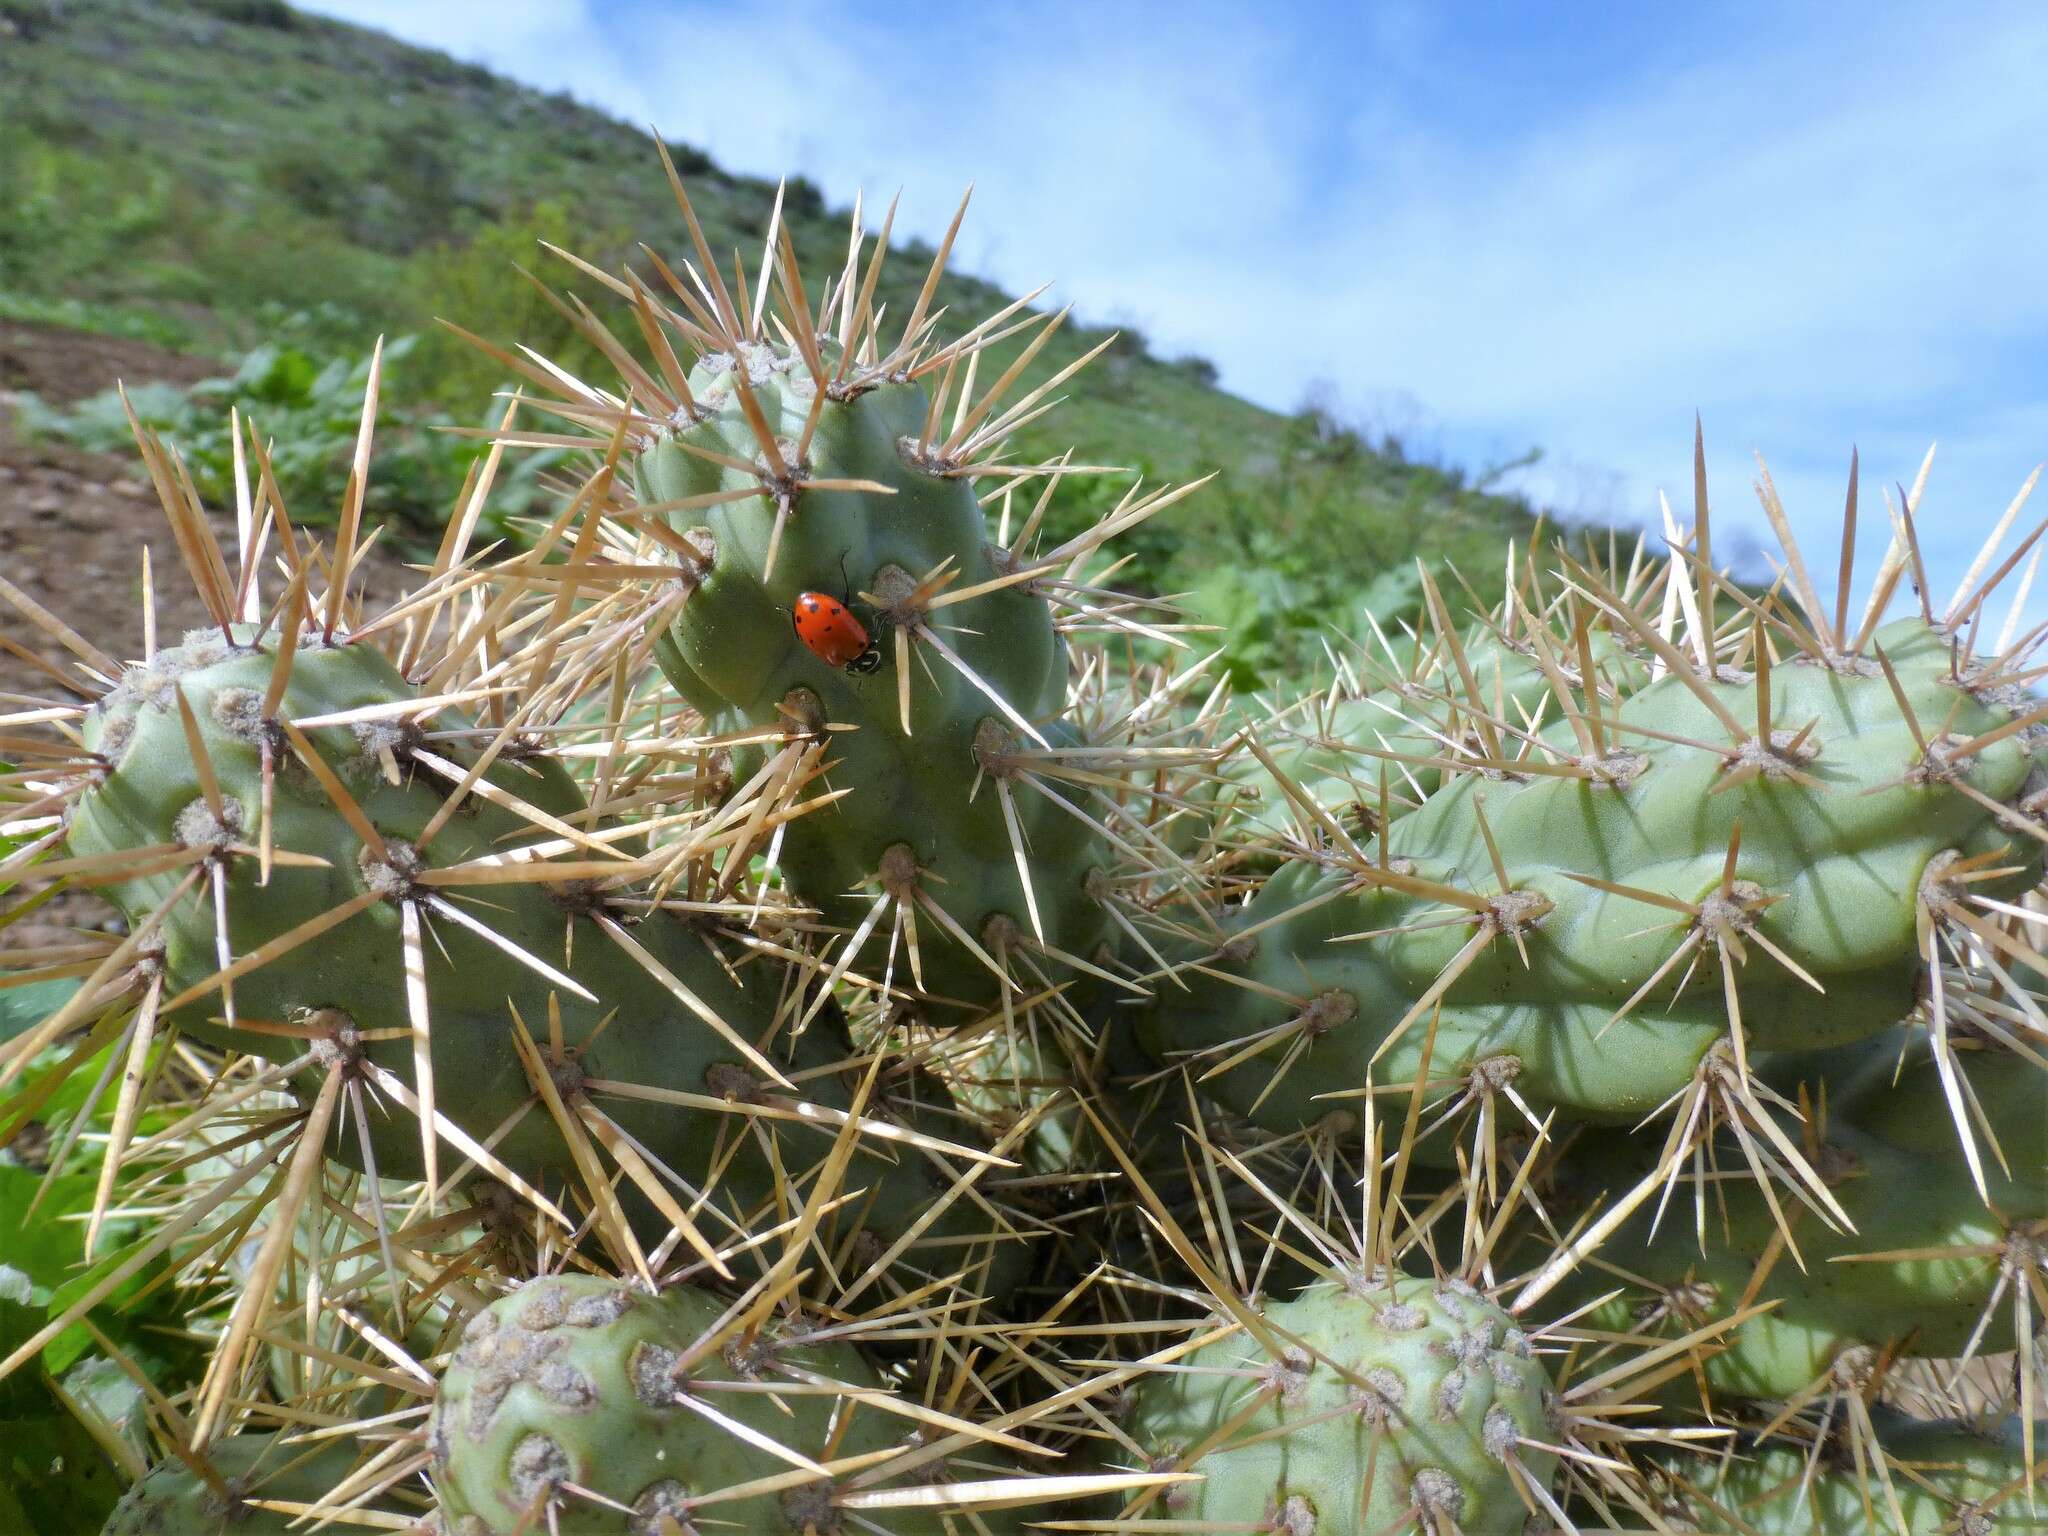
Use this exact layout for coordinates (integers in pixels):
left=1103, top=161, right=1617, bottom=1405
left=302, top=0, right=2048, bottom=618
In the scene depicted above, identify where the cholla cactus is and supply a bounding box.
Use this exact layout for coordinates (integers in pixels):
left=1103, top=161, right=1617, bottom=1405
left=1123, top=1275, right=1558, bottom=1536
left=449, top=150, right=1213, bottom=1019
left=1648, top=1412, right=2042, bottom=1534
left=2, top=149, right=2045, bottom=1536
left=102, top=1433, right=415, bottom=1534
left=1120, top=439, right=2048, bottom=1528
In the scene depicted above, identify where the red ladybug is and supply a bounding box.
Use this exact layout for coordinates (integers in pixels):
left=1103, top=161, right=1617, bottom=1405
left=793, top=591, right=882, bottom=674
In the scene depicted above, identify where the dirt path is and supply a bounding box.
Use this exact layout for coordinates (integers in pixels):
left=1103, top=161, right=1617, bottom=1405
left=0, top=319, right=411, bottom=954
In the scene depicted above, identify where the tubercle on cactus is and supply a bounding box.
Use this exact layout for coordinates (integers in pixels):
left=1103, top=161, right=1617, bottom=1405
left=427, top=1268, right=1145, bottom=1536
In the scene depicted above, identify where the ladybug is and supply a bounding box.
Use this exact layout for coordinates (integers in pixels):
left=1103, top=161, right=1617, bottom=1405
left=793, top=590, right=882, bottom=674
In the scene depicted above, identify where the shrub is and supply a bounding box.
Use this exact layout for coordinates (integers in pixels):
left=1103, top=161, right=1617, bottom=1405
left=192, top=0, right=297, bottom=27
left=408, top=198, right=631, bottom=416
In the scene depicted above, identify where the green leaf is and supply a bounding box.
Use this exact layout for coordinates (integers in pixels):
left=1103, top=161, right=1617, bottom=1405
left=0, top=1149, right=192, bottom=1386
left=0, top=1294, right=124, bottom=1532
left=39, top=1222, right=197, bottom=1380
left=0, top=1167, right=100, bottom=1296
left=0, top=979, right=80, bottom=1049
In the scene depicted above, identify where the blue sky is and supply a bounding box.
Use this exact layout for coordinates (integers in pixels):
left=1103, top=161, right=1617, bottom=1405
left=304, top=0, right=2048, bottom=619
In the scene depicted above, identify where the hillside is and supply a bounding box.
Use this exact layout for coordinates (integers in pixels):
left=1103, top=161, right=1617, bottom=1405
left=0, top=0, right=1558, bottom=685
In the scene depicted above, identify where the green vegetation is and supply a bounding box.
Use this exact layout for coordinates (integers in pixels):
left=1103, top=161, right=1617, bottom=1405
left=19, top=325, right=565, bottom=545
left=0, top=0, right=1556, bottom=687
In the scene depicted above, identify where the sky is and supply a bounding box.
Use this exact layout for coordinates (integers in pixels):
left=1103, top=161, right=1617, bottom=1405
left=303, top=0, right=2048, bottom=623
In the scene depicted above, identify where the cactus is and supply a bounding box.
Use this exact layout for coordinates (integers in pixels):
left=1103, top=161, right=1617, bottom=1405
left=33, top=590, right=1028, bottom=1288
left=1650, top=1413, right=2046, bottom=1534
left=1553, top=1029, right=2048, bottom=1413
left=1154, top=621, right=2044, bottom=1118
left=1122, top=1275, right=1558, bottom=1535
left=0, top=138, right=2044, bottom=1536
left=634, top=341, right=1112, bottom=1012
left=102, top=1433, right=420, bottom=1534
left=430, top=1271, right=1046, bottom=1535
left=0, top=342, right=1049, bottom=1512
left=1117, top=446, right=2048, bottom=1529
left=63, top=622, right=614, bottom=1184
left=1144, top=461, right=2048, bottom=1266
left=460, top=162, right=1208, bottom=1018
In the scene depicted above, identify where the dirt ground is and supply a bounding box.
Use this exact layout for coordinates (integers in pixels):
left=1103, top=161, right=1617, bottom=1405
left=0, top=319, right=219, bottom=702
left=0, top=318, right=408, bottom=953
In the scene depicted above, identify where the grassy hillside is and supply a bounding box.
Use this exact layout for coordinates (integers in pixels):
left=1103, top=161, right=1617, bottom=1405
left=0, top=0, right=1559, bottom=685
